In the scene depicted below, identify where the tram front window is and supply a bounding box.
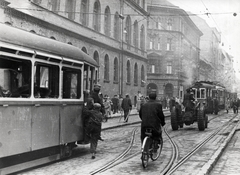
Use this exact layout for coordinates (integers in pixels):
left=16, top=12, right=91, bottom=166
left=0, top=56, right=31, bottom=98
left=34, top=63, right=59, bottom=98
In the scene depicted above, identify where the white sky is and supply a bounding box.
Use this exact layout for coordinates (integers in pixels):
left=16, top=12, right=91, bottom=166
left=167, top=0, right=240, bottom=73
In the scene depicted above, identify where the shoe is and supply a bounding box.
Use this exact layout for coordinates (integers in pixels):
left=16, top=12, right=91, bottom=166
left=91, top=155, right=95, bottom=159
left=98, top=137, right=104, bottom=141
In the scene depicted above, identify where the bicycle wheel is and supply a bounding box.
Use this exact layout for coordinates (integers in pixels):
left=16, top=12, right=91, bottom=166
left=150, top=138, right=163, bottom=161
left=141, top=137, right=150, bottom=168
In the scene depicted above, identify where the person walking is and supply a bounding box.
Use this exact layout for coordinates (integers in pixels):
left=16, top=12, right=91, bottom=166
left=139, top=92, right=165, bottom=144
left=121, top=94, right=132, bottom=122
left=85, top=103, right=104, bottom=159
left=103, top=94, right=112, bottom=121
left=111, top=95, right=119, bottom=114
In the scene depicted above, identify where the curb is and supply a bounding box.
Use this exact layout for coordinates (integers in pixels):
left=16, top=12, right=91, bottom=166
left=197, top=117, right=240, bottom=175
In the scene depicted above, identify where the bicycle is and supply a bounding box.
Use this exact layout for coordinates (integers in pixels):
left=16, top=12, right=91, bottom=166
left=141, top=128, right=163, bottom=168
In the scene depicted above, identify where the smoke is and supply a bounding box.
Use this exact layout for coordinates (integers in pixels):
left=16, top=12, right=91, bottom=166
left=182, top=59, right=195, bottom=87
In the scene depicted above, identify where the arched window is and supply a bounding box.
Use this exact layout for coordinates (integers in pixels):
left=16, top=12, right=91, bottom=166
left=125, top=15, right=132, bottom=46
left=140, top=25, right=145, bottom=50
left=141, top=65, right=145, bottom=85
left=133, top=20, right=139, bottom=48
left=104, top=6, right=111, bottom=36
left=66, top=0, right=76, bottom=20
left=104, top=54, right=110, bottom=81
left=126, top=60, right=131, bottom=83
left=134, top=63, right=138, bottom=85
left=113, top=57, right=119, bottom=82
left=93, top=51, right=99, bottom=65
left=114, top=12, right=120, bottom=40
left=81, top=47, right=88, bottom=54
left=80, top=0, right=89, bottom=26
left=93, top=0, right=101, bottom=32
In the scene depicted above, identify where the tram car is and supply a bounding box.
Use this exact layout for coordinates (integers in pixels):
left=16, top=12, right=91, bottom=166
left=0, top=24, right=98, bottom=174
left=171, top=81, right=219, bottom=131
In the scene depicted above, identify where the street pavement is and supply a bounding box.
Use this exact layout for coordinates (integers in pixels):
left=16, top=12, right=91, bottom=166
left=102, top=108, right=170, bottom=130
left=102, top=108, right=240, bottom=175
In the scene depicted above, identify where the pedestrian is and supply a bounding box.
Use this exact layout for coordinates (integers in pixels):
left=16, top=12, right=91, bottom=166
left=225, top=98, right=230, bottom=113
left=85, top=103, right=104, bottom=159
left=103, top=94, right=112, bottom=121
left=121, top=94, right=132, bottom=122
left=111, top=94, right=119, bottom=114
left=139, top=91, right=165, bottom=144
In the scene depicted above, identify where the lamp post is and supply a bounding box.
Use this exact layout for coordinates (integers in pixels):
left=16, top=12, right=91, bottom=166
left=119, top=0, right=124, bottom=96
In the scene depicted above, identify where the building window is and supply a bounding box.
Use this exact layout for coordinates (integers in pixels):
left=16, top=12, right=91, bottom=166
left=167, top=18, right=172, bottom=30
left=104, top=54, right=110, bottom=81
left=157, top=38, right=161, bottom=50
left=133, top=20, right=138, bottom=48
left=167, top=38, right=172, bottom=51
left=134, top=63, right=138, bottom=85
left=81, top=47, right=88, bottom=54
left=127, top=60, right=131, bottom=83
left=140, top=25, right=145, bottom=50
left=156, top=18, right=162, bottom=29
left=93, top=0, right=101, bottom=32
left=151, top=65, right=155, bottom=73
left=80, top=0, right=89, bottom=26
left=104, top=6, right=111, bottom=36
left=125, top=15, right=132, bottom=46
left=93, top=51, right=99, bottom=65
left=113, top=57, right=119, bottom=82
left=149, top=39, right=154, bottom=49
left=167, top=62, right=172, bottom=74
left=114, top=12, right=120, bottom=40
left=50, top=0, right=60, bottom=13
left=65, top=0, right=76, bottom=20
left=141, top=65, right=145, bottom=85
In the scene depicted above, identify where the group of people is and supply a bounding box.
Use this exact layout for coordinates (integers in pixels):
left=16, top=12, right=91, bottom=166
left=225, top=98, right=239, bottom=114
left=83, top=83, right=166, bottom=159
left=83, top=84, right=135, bottom=159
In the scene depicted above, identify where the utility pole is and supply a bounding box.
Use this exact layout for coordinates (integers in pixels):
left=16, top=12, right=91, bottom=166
left=119, top=0, right=124, bottom=96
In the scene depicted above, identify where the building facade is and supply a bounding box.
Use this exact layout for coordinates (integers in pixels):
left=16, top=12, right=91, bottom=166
left=146, top=0, right=202, bottom=100
left=0, top=0, right=148, bottom=105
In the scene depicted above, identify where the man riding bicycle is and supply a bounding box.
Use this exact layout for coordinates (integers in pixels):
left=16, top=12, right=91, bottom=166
left=139, top=92, right=166, bottom=144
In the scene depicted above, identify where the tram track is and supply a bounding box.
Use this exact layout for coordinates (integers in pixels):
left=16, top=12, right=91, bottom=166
left=90, top=127, right=138, bottom=174
left=163, top=114, right=239, bottom=175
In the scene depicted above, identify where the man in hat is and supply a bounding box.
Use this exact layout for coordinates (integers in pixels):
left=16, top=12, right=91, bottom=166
left=139, top=91, right=165, bottom=144
left=121, top=93, right=132, bottom=122
left=90, top=84, right=105, bottom=115
left=183, top=88, right=195, bottom=111
left=85, top=103, right=103, bottom=159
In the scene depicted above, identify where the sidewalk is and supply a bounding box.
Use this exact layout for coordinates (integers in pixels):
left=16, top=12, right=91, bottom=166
left=102, top=108, right=170, bottom=130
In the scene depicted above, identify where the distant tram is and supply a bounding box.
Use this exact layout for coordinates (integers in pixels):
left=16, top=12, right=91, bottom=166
left=0, top=23, right=98, bottom=174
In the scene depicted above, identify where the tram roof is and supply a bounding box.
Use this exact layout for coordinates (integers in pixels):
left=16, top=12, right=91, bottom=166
left=0, top=23, right=98, bottom=67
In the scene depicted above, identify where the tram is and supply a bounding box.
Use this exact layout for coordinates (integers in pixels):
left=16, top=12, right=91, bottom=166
left=0, top=23, right=98, bottom=174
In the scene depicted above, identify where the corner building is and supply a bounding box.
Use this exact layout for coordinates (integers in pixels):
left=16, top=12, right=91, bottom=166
left=0, top=0, right=148, bottom=105
left=146, top=0, right=202, bottom=100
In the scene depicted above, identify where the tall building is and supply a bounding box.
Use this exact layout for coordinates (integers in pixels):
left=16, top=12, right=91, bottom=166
left=146, top=0, right=202, bottom=100
left=189, top=14, right=221, bottom=82
left=0, top=0, right=148, bottom=105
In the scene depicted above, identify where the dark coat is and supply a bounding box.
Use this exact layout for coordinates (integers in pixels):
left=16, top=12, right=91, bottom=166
left=183, top=92, right=195, bottom=109
left=139, top=99, right=165, bottom=131
left=121, top=97, right=132, bottom=111
left=90, top=91, right=105, bottom=114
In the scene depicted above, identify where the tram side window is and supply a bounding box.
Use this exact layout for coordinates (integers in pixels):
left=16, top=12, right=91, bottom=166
left=62, top=67, right=81, bottom=99
left=34, top=63, right=59, bottom=98
left=0, top=56, right=31, bottom=98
